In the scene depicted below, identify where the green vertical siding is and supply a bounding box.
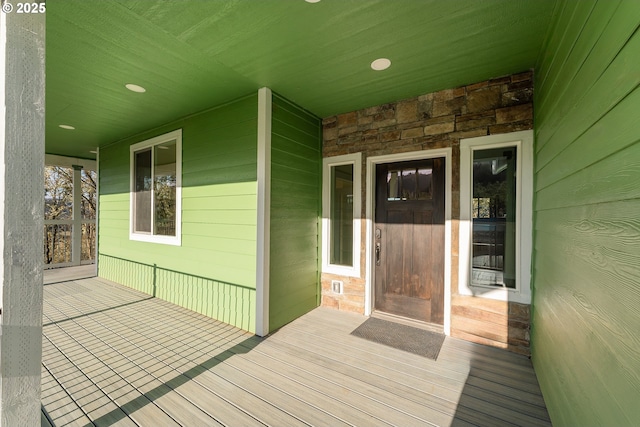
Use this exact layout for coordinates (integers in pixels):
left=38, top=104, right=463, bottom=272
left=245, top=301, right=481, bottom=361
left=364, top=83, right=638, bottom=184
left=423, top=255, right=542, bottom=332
left=532, top=1, right=640, bottom=425
left=98, top=94, right=259, bottom=333
left=269, top=94, right=322, bottom=331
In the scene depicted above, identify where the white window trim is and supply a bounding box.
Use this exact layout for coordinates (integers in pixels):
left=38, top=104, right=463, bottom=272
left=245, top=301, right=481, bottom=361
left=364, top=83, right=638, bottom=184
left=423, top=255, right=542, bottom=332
left=129, top=129, right=182, bottom=246
left=322, top=153, right=362, bottom=277
left=459, top=130, right=533, bottom=304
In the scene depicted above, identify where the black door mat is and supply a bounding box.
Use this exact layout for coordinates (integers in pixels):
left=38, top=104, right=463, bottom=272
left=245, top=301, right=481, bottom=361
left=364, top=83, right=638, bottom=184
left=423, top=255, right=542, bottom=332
left=351, top=317, right=445, bottom=360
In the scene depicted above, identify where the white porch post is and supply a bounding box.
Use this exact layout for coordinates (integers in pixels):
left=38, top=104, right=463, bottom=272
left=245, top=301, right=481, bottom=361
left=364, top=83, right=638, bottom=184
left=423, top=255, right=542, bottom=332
left=256, top=87, right=272, bottom=337
left=0, top=5, right=46, bottom=426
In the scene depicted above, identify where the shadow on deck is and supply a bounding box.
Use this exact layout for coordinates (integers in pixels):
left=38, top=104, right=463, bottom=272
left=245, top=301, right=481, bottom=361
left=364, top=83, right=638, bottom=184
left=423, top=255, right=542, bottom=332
left=41, top=271, right=551, bottom=426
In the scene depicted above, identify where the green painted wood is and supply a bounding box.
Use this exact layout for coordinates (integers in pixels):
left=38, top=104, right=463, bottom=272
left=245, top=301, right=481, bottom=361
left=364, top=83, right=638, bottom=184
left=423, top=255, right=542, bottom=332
left=534, top=0, right=598, bottom=116
left=269, top=94, right=322, bottom=332
left=536, top=3, right=640, bottom=164
left=537, top=84, right=640, bottom=191
left=535, top=0, right=623, bottom=129
left=532, top=2, right=640, bottom=426
left=98, top=95, right=259, bottom=333
left=536, top=141, right=640, bottom=211
left=46, top=1, right=556, bottom=158
left=181, top=223, right=257, bottom=241
left=535, top=0, right=573, bottom=92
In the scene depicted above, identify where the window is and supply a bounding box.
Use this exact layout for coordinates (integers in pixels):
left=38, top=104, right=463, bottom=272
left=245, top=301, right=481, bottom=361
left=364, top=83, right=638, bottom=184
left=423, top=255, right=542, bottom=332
left=130, top=130, right=182, bottom=245
left=322, top=153, right=361, bottom=277
left=459, top=131, right=533, bottom=303
left=472, top=146, right=517, bottom=288
left=330, top=164, right=354, bottom=266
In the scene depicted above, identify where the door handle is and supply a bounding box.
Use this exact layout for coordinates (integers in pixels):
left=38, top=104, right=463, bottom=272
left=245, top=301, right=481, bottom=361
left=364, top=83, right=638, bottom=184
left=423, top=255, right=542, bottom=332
left=375, top=242, right=381, bottom=266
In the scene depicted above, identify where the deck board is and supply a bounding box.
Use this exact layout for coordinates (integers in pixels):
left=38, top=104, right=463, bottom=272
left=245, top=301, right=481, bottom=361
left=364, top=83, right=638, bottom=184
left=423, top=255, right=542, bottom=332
left=42, top=271, right=551, bottom=426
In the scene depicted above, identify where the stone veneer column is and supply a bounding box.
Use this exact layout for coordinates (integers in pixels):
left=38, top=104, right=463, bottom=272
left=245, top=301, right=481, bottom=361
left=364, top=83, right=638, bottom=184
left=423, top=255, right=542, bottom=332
left=0, top=5, right=46, bottom=425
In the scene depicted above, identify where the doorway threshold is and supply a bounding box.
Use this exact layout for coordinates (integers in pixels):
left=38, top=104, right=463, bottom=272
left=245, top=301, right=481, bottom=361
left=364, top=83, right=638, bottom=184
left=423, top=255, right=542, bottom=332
left=371, top=310, right=444, bottom=334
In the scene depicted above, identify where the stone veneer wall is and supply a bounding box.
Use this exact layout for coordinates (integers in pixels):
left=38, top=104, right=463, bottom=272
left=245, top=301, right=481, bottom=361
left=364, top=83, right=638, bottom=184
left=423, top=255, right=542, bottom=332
left=321, top=71, right=533, bottom=355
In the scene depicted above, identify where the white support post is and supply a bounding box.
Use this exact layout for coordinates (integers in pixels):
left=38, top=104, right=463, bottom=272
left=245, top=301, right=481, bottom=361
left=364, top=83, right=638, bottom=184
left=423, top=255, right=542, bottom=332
left=255, top=87, right=272, bottom=337
left=0, top=4, right=46, bottom=426
left=72, top=165, right=83, bottom=266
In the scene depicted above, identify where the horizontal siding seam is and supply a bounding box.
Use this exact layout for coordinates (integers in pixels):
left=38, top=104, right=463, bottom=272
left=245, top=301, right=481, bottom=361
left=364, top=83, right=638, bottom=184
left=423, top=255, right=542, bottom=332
left=272, top=94, right=320, bottom=123
left=271, top=132, right=321, bottom=152
left=98, top=93, right=258, bottom=151
left=535, top=89, right=640, bottom=191
left=534, top=195, right=640, bottom=213
left=536, top=0, right=600, bottom=117
left=272, top=119, right=320, bottom=140
left=271, top=146, right=320, bottom=163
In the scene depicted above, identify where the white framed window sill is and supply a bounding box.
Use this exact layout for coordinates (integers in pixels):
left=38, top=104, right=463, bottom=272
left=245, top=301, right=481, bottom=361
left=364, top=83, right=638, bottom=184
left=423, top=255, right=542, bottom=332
left=129, top=232, right=181, bottom=246
left=458, top=282, right=531, bottom=304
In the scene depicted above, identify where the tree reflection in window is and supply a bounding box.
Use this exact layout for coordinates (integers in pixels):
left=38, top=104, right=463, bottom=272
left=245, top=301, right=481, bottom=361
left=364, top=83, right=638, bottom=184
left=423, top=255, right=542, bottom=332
left=387, top=164, right=433, bottom=201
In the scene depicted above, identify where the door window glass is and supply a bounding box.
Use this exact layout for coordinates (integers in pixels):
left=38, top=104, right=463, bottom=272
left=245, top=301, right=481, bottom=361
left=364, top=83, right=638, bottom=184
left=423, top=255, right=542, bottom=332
left=387, top=164, right=433, bottom=201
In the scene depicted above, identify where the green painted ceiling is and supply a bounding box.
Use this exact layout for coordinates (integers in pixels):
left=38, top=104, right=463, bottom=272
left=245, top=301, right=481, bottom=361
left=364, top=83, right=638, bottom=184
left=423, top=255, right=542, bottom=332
left=46, top=0, right=557, bottom=159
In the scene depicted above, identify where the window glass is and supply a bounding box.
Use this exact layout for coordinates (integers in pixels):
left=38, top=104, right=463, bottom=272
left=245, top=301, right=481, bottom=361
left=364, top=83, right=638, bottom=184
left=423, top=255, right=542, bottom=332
left=81, top=169, right=97, bottom=220
left=134, top=149, right=152, bottom=233
left=472, top=147, right=517, bottom=288
left=330, top=164, right=354, bottom=266
left=154, top=141, right=177, bottom=236
left=386, top=164, right=433, bottom=201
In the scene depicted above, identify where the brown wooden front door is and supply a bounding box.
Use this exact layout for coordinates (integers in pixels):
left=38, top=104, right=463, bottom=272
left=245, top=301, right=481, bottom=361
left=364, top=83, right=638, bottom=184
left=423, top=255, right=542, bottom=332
left=374, top=158, right=445, bottom=324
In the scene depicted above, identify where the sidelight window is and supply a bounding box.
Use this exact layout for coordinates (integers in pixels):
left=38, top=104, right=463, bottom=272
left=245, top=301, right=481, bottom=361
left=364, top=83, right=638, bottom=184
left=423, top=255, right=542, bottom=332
left=130, top=129, right=182, bottom=245
left=322, top=153, right=361, bottom=277
left=459, top=131, right=533, bottom=304
left=330, top=164, right=354, bottom=266
left=471, top=147, right=517, bottom=288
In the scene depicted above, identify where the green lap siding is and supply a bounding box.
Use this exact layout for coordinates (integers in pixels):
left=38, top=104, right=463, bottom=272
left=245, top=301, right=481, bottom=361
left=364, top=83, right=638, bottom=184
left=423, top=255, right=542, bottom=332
left=532, top=1, right=640, bottom=425
left=269, top=94, right=322, bottom=331
left=98, top=94, right=259, bottom=333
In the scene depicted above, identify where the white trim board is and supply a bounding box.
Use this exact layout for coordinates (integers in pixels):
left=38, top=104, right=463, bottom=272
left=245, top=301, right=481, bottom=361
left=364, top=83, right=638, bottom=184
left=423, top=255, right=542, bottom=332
left=45, top=154, right=96, bottom=170
left=365, top=148, right=453, bottom=335
left=255, top=87, right=272, bottom=337
left=95, top=148, right=100, bottom=276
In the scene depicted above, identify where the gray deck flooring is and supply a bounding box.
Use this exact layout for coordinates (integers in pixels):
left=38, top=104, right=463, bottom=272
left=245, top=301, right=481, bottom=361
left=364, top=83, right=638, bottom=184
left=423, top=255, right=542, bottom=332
left=42, top=272, right=551, bottom=426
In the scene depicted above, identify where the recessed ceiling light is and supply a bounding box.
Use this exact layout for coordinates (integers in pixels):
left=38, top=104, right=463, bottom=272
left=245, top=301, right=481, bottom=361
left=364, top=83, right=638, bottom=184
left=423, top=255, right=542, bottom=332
left=125, top=83, right=146, bottom=93
left=305, top=0, right=321, bottom=3
left=59, top=124, right=75, bottom=130
left=371, top=58, right=391, bottom=71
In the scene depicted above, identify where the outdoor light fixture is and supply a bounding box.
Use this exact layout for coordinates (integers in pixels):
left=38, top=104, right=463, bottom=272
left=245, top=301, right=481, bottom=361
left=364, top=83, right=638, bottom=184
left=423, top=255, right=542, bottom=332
left=59, top=124, right=75, bottom=130
left=371, top=58, right=391, bottom=71
left=125, top=83, right=146, bottom=93
left=305, top=0, right=321, bottom=3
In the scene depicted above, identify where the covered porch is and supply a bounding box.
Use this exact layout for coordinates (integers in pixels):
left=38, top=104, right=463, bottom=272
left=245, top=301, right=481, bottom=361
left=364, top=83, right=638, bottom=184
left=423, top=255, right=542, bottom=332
left=42, top=268, right=550, bottom=427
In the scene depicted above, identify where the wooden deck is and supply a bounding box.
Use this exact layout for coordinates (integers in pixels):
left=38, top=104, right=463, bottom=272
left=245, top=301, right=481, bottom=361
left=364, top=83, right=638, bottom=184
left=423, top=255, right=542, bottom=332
left=41, top=272, right=551, bottom=426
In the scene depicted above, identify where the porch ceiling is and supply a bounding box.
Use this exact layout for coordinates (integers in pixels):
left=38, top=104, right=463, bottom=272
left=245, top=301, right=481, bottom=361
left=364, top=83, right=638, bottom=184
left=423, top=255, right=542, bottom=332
left=46, top=0, right=557, bottom=159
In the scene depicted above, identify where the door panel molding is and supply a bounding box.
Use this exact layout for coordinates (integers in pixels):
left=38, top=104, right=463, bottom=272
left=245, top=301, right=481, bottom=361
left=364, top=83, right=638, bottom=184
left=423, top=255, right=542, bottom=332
left=365, top=148, right=452, bottom=335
